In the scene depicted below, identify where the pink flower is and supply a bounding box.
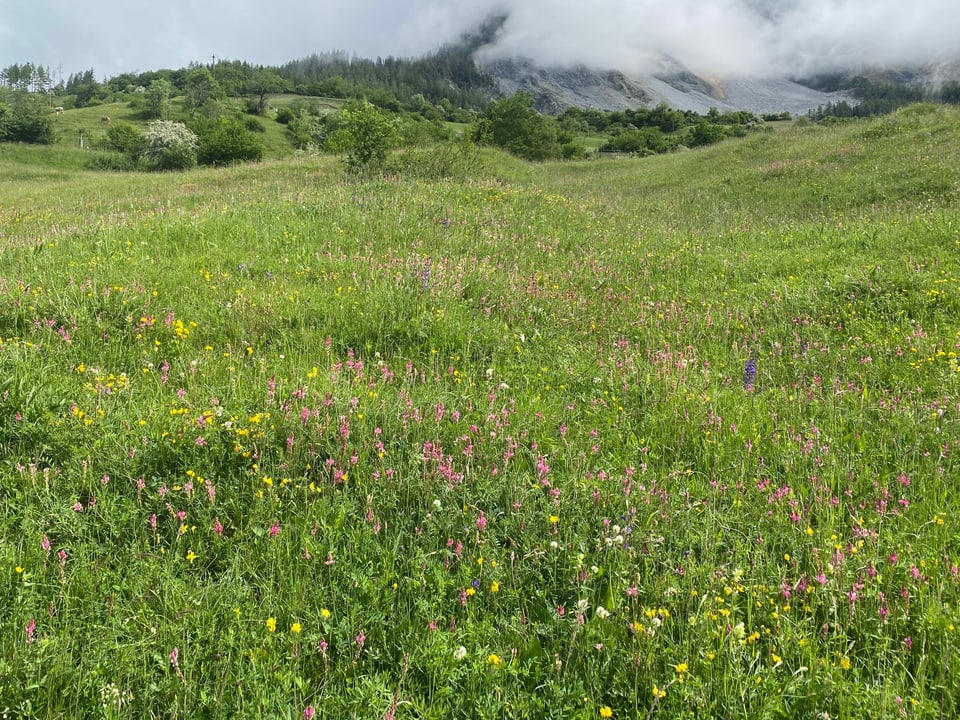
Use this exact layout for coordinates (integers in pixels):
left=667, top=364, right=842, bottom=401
left=356, top=631, right=365, bottom=649
left=303, top=707, right=316, bottom=720
left=25, top=618, right=35, bottom=644
left=169, top=646, right=180, bottom=668
left=72, top=502, right=83, bottom=513
left=213, top=519, right=223, bottom=536
left=476, top=513, right=487, bottom=531
left=269, top=523, right=280, bottom=537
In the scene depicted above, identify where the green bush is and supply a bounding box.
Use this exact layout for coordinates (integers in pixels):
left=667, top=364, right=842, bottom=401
left=689, top=122, right=728, bottom=147
left=105, top=121, right=144, bottom=160
left=274, top=107, right=296, bottom=125
left=328, top=100, right=401, bottom=172
left=0, top=93, right=55, bottom=144
left=477, top=91, right=564, bottom=161
left=194, top=116, right=265, bottom=166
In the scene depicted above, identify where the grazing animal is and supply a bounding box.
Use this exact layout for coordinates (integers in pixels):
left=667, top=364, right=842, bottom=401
left=54, top=106, right=64, bottom=115
left=100, top=116, right=111, bottom=124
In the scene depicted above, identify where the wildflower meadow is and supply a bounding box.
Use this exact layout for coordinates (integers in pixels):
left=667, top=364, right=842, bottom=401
left=2, top=104, right=960, bottom=718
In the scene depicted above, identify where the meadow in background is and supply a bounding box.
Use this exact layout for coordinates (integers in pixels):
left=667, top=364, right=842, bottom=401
left=2, top=104, right=960, bottom=718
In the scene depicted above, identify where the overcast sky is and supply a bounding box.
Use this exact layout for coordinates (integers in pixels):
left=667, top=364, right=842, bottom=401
left=1, top=0, right=959, bottom=82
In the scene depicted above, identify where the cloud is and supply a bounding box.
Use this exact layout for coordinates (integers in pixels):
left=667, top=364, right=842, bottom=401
left=475, top=0, right=960, bottom=78
left=0, top=0, right=958, bottom=81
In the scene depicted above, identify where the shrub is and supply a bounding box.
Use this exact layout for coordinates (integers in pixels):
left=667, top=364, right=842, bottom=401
left=689, top=123, right=728, bottom=147
left=105, top=121, right=144, bottom=160
left=285, top=114, right=327, bottom=150
left=477, top=92, right=563, bottom=161
left=244, top=117, right=266, bottom=133
left=194, top=116, right=265, bottom=166
left=140, top=120, right=199, bottom=171
left=328, top=101, right=401, bottom=172
left=0, top=93, right=55, bottom=144
left=275, top=108, right=296, bottom=125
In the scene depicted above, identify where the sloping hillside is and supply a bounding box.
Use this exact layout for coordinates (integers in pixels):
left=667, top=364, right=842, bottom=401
left=485, top=57, right=854, bottom=114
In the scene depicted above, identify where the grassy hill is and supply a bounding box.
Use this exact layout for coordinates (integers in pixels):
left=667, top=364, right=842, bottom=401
left=25, top=94, right=349, bottom=167
left=1, top=105, right=959, bottom=718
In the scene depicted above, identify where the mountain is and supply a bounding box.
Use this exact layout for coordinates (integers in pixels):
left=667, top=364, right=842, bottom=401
left=482, top=57, right=856, bottom=116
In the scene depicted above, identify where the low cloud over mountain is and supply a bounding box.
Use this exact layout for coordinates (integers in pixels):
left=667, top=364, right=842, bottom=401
left=2, top=0, right=958, bottom=81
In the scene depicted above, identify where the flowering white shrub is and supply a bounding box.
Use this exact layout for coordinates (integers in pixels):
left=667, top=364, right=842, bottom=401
left=140, top=120, right=199, bottom=171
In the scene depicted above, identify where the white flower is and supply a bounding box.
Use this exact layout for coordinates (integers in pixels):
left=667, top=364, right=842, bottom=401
left=453, top=646, right=467, bottom=660
left=433, top=499, right=441, bottom=509
left=595, top=606, right=610, bottom=619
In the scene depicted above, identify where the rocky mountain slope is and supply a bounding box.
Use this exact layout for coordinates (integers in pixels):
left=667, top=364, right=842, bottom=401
left=484, top=57, right=854, bottom=115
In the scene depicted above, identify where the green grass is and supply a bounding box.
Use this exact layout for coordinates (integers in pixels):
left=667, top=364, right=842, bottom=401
left=2, top=105, right=960, bottom=719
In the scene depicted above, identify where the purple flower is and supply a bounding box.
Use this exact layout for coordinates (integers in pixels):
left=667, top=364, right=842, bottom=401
left=743, top=357, right=757, bottom=391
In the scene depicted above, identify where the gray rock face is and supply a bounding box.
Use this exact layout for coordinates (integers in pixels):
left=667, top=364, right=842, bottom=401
left=484, top=58, right=855, bottom=115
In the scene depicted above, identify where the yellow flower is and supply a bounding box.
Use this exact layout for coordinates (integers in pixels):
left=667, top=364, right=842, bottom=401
left=185, top=550, right=197, bottom=563
left=549, top=515, right=560, bottom=523
left=652, top=684, right=666, bottom=699
left=674, top=662, right=688, bottom=674
left=599, top=706, right=613, bottom=718
left=488, top=653, right=501, bottom=666
left=491, top=581, right=500, bottom=593
left=321, top=608, right=331, bottom=619
left=839, top=656, right=851, bottom=670
left=266, top=617, right=277, bottom=633
left=291, top=622, right=302, bottom=634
